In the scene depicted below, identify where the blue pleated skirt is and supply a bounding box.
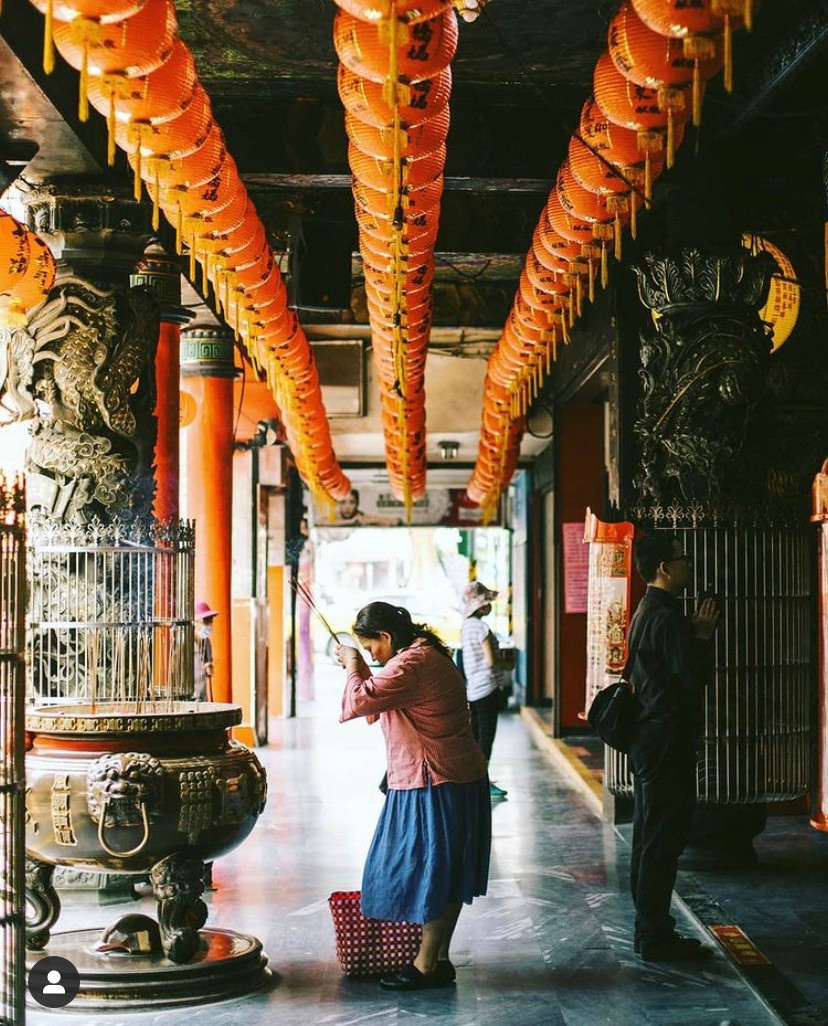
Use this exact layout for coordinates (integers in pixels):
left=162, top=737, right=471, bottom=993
left=361, top=776, right=492, bottom=924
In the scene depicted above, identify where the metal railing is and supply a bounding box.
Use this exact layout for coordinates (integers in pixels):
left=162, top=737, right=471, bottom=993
left=27, top=518, right=195, bottom=709
left=0, top=481, right=26, bottom=1026
left=607, top=525, right=812, bottom=803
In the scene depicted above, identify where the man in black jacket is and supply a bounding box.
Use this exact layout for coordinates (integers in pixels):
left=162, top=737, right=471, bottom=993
left=627, top=532, right=719, bottom=961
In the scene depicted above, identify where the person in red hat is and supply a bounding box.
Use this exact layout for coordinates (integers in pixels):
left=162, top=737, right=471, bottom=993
left=194, top=599, right=219, bottom=702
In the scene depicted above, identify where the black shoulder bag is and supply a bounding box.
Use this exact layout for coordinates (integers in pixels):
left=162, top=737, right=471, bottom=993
left=586, top=649, right=637, bottom=754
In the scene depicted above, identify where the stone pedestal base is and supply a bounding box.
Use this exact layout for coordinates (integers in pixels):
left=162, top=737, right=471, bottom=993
left=26, top=928, right=271, bottom=1009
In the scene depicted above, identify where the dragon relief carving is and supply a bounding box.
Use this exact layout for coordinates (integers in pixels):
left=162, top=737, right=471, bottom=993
left=631, top=248, right=777, bottom=508
left=1, top=275, right=160, bottom=524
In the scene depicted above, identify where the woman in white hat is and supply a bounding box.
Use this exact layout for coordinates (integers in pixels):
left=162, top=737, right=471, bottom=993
left=461, top=581, right=509, bottom=798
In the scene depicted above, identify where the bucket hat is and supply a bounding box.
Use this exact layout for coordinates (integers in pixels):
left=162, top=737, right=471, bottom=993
left=463, top=580, right=497, bottom=618
left=195, top=599, right=219, bottom=620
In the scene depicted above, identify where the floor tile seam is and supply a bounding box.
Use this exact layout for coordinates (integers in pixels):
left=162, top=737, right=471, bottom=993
left=518, top=710, right=823, bottom=1026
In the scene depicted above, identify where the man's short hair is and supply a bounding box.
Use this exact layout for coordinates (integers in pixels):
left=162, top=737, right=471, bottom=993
left=634, top=531, right=679, bottom=583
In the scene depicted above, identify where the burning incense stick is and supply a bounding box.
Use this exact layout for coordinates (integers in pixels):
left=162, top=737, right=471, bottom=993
left=291, top=577, right=340, bottom=643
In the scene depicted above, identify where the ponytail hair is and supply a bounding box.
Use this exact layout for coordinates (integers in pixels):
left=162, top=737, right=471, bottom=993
left=352, top=601, right=453, bottom=660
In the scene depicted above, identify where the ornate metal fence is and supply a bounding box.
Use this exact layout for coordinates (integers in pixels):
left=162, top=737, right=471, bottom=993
left=606, top=524, right=812, bottom=803
left=27, top=519, right=195, bottom=708
left=0, top=482, right=26, bottom=1026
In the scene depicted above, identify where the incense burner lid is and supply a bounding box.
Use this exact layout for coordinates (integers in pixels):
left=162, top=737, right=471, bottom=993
left=25, top=702, right=241, bottom=738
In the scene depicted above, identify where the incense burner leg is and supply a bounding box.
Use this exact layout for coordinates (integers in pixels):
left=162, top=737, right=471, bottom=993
left=25, top=856, right=61, bottom=950
left=150, top=853, right=208, bottom=963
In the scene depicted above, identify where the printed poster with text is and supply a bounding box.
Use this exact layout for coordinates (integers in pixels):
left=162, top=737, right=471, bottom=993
left=583, top=509, right=634, bottom=711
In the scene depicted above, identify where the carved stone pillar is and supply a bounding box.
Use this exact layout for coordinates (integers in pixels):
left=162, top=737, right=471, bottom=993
left=608, top=247, right=812, bottom=861
left=131, top=245, right=192, bottom=523
left=5, top=184, right=161, bottom=526
left=181, top=326, right=236, bottom=704
left=628, top=246, right=777, bottom=513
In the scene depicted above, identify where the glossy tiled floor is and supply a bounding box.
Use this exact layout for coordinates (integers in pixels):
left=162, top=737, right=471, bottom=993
left=29, top=667, right=789, bottom=1026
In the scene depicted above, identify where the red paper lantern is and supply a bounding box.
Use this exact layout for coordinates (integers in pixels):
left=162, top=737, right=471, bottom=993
left=609, top=0, right=722, bottom=124
left=631, top=0, right=744, bottom=91
left=349, top=142, right=446, bottom=193
left=338, top=64, right=452, bottom=129
left=52, top=0, right=177, bottom=120
left=346, top=108, right=450, bottom=160
left=334, top=0, right=452, bottom=25
left=85, top=38, right=197, bottom=164
left=593, top=51, right=688, bottom=167
left=334, top=8, right=457, bottom=85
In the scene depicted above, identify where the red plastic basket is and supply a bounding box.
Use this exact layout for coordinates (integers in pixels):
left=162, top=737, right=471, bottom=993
left=328, top=890, right=422, bottom=976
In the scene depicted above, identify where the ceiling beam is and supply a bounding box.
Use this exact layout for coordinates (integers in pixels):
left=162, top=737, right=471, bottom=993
left=242, top=173, right=553, bottom=193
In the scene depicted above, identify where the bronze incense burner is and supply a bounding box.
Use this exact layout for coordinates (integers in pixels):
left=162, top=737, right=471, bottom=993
left=25, top=702, right=267, bottom=963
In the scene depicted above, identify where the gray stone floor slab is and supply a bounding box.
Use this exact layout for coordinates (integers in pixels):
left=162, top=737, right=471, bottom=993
left=27, top=665, right=785, bottom=1025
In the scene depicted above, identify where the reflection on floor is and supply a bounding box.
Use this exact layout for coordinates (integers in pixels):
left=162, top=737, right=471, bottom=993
left=28, top=676, right=788, bottom=1026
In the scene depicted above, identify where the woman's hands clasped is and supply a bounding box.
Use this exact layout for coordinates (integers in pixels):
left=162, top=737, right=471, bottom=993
left=335, top=642, right=369, bottom=675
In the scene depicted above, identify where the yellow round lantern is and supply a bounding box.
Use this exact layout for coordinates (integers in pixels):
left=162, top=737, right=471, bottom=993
left=742, top=234, right=800, bottom=352
left=179, top=389, right=197, bottom=428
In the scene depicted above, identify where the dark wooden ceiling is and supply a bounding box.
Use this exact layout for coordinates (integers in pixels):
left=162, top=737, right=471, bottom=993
left=1, top=0, right=827, bottom=336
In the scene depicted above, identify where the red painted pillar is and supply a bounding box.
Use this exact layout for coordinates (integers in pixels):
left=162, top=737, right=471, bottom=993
left=131, top=247, right=191, bottom=522
left=181, top=326, right=236, bottom=704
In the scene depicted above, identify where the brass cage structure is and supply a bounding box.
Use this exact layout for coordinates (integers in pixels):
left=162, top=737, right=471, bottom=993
left=27, top=518, right=195, bottom=708
left=0, top=487, right=26, bottom=1026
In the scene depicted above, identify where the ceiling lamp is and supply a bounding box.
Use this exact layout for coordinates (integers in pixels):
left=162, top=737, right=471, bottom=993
left=437, top=440, right=460, bottom=460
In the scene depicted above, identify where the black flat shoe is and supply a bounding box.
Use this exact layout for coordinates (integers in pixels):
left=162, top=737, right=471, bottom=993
left=635, top=932, right=701, bottom=954
left=380, top=963, right=454, bottom=990
left=435, top=959, right=456, bottom=984
left=640, top=936, right=711, bottom=962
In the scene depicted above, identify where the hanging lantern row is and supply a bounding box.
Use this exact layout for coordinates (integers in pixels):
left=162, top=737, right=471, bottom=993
left=333, top=1, right=458, bottom=512
left=468, top=0, right=752, bottom=512
left=28, top=0, right=351, bottom=505
left=0, top=210, right=57, bottom=328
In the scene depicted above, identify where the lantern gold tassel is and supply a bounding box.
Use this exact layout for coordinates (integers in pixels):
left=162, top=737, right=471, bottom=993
left=107, top=91, right=116, bottom=166
left=152, top=171, right=160, bottom=231
left=568, top=289, right=574, bottom=327
left=614, top=209, right=622, bottom=262
left=667, top=109, right=675, bottom=168
left=44, top=0, right=55, bottom=74
left=601, top=241, right=608, bottom=288
left=133, top=149, right=142, bottom=202
left=175, top=202, right=183, bottom=256
left=79, top=41, right=89, bottom=121
left=575, top=273, right=582, bottom=317
left=630, top=191, right=637, bottom=240
left=188, top=238, right=196, bottom=280
left=588, top=257, right=595, bottom=303
left=724, top=17, right=733, bottom=92
left=745, top=0, right=753, bottom=31
left=692, top=62, right=702, bottom=127
left=645, top=151, right=652, bottom=207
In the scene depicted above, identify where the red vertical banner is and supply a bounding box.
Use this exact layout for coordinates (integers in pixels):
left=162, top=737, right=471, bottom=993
left=584, top=508, right=634, bottom=711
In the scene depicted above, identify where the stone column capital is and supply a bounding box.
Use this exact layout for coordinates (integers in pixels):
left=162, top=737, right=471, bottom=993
left=180, top=326, right=238, bottom=379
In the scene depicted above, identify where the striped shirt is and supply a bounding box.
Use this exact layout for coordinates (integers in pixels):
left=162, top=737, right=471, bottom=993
left=461, top=616, right=500, bottom=702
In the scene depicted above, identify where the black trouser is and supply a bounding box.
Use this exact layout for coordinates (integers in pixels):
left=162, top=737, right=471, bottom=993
left=469, top=690, right=501, bottom=762
left=629, top=736, right=696, bottom=945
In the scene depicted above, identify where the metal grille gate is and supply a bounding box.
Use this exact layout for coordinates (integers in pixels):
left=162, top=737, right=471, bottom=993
left=0, top=486, right=26, bottom=1026
left=606, top=525, right=812, bottom=802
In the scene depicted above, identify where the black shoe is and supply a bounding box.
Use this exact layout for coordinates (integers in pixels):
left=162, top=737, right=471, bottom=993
left=640, top=936, right=711, bottom=962
left=434, top=959, right=456, bottom=984
left=380, top=963, right=454, bottom=990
